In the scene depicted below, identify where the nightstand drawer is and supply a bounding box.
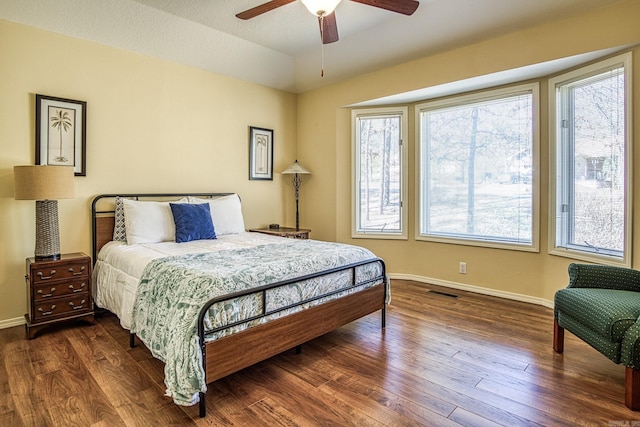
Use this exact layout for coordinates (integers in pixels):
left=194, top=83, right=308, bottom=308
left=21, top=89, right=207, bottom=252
left=32, top=295, right=91, bottom=322
left=30, top=260, right=89, bottom=283
left=32, top=278, right=90, bottom=302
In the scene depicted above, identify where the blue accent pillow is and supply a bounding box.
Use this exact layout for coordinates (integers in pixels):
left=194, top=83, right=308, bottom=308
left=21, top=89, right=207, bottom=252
left=170, top=202, right=216, bottom=243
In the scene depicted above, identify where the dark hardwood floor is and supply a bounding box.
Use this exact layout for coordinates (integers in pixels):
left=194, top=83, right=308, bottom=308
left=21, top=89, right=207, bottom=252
left=1, top=279, right=638, bottom=426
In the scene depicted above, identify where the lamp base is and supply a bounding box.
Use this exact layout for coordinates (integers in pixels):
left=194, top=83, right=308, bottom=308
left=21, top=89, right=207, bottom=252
left=34, top=200, right=61, bottom=261
left=35, top=254, right=61, bottom=261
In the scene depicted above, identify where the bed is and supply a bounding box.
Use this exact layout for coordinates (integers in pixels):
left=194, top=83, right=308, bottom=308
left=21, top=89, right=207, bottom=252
left=90, top=193, right=387, bottom=417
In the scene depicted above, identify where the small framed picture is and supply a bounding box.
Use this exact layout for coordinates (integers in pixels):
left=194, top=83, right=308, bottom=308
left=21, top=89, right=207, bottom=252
left=249, top=126, right=273, bottom=180
left=36, top=94, right=87, bottom=176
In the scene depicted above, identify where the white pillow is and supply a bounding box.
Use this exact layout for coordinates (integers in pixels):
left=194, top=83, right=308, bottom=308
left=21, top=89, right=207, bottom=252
left=188, top=194, right=246, bottom=235
left=122, top=199, right=176, bottom=244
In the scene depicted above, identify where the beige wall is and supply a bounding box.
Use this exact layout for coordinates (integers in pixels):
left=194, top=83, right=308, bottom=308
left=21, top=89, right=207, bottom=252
left=0, top=20, right=297, bottom=325
left=297, top=0, right=640, bottom=304
left=2, top=0, right=640, bottom=326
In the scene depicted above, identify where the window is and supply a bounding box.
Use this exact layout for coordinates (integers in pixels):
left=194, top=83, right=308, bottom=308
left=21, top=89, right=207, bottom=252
left=549, top=53, right=632, bottom=266
left=352, top=107, right=408, bottom=239
left=416, top=84, right=539, bottom=250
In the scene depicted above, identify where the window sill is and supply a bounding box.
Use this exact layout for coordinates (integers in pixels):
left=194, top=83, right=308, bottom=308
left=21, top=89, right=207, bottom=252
left=352, top=233, right=408, bottom=240
left=416, top=234, right=538, bottom=253
left=549, top=247, right=629, bottom=268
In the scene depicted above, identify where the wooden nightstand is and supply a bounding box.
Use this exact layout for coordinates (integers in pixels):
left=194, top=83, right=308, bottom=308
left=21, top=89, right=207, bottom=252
left=250, top=227, right=311, bottom=239
left=24, top=252, right=94, bottom=339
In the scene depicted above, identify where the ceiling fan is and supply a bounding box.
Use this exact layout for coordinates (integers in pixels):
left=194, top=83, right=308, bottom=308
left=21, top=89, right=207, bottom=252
left=236, top=0, right=420, bottom=44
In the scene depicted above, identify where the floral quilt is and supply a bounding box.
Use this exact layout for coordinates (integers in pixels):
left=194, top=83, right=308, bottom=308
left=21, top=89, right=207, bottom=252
left=130, top=239, right=384, bottom=406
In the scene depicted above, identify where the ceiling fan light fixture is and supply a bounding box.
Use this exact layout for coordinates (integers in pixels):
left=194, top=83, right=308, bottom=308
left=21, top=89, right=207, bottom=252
left=301, top=0, right=342, bottom=16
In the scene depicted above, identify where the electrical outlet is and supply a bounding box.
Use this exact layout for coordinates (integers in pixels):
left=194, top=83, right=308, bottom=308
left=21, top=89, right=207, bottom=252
left=459, top=262, right=467, bottom=274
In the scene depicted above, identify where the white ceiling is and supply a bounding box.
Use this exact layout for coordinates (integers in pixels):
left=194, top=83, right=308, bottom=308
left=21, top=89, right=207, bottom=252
left=0, top=0, right=625, bottom=93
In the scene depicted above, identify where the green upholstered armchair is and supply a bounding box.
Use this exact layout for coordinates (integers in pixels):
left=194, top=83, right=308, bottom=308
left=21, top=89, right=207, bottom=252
left=554, top=263, right=640, bottom=410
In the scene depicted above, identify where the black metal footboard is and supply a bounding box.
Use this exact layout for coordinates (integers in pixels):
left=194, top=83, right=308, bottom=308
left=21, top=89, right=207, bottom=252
left=196, top=257, right=387, bottom=418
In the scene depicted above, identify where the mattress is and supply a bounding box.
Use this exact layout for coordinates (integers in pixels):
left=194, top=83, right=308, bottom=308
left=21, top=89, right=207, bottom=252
left=92, top=232, right=290, bottom=330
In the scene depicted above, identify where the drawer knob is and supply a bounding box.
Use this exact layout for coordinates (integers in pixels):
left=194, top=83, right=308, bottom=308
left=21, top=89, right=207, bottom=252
left=38, top=305, right=56, bottom=316
left=69, top=300, right=86, bottom=310
left=69, top=283, right=86, bottom=293
left=36, top=270, right=56, bottom=280
left=37, top=288, right=56, bottom=298
left=68, top=266, right=86, bottom=276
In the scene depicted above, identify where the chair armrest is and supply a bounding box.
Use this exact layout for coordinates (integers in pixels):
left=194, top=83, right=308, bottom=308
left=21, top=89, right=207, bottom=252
left=622, top=320, right=640, bottom=370
left=568, top=263, right=640, bottom=292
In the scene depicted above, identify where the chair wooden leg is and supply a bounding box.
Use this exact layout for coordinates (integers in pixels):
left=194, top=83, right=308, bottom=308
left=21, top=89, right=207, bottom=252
left=553, top=318, right=564, bottom=353
left=625, top=367, right=640, bottom=410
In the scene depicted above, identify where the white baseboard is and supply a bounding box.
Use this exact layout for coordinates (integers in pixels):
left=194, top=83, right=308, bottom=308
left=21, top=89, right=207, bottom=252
left=0, top=274, right=554, bottom=330
left=389, top=273, right=554, bottom=309
left=0, top=316, right=25, bottom=330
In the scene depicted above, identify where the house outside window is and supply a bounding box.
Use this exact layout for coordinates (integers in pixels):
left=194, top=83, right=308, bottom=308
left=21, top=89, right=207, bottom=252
left=549, top=53, right=632, bottom=266
left=352, top=107, right=408, bottom=239
left=416, top=83, right=539, bottom=251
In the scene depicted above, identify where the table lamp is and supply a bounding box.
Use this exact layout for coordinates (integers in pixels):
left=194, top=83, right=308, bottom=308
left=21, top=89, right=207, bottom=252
left=14, top=165, right=75, bottom=260
left=281, top=160, right=311, bottom=230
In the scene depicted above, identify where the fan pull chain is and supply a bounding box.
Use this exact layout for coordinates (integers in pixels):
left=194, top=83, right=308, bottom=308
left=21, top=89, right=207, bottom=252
left=320, top=15, right=325, bottom=77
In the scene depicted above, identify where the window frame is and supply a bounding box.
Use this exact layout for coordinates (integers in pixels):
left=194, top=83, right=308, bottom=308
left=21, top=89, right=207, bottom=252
left=351, top=107, right=408, bottom=240
left=415, top=83, right=540, bottom=252
left=548, top=53, right=633, bottom=267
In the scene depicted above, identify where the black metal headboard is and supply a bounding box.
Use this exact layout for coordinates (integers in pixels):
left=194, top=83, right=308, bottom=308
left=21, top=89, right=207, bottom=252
left=90, top=193, right=234, bottom=262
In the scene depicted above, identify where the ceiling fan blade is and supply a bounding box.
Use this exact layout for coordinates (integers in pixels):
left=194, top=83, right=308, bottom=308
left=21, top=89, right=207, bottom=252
left=319, top=12, right=339, bottom=44
left=349, top=0, right=419, bottom=15
left=236, top=0, right=297, bottom=20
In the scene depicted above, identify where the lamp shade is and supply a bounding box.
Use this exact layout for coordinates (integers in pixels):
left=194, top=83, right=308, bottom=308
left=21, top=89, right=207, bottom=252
left=281, top=160, right=311, bottom=175
left=14, top=165, right=75, bottom=200
left=301, top=0, right=342, bottom=16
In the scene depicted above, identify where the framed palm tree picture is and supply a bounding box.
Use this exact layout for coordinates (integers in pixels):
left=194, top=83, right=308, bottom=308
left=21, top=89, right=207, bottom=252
left=36, top=94, right=87, bottom=176
left=249, top=126, right=273, bottom=180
